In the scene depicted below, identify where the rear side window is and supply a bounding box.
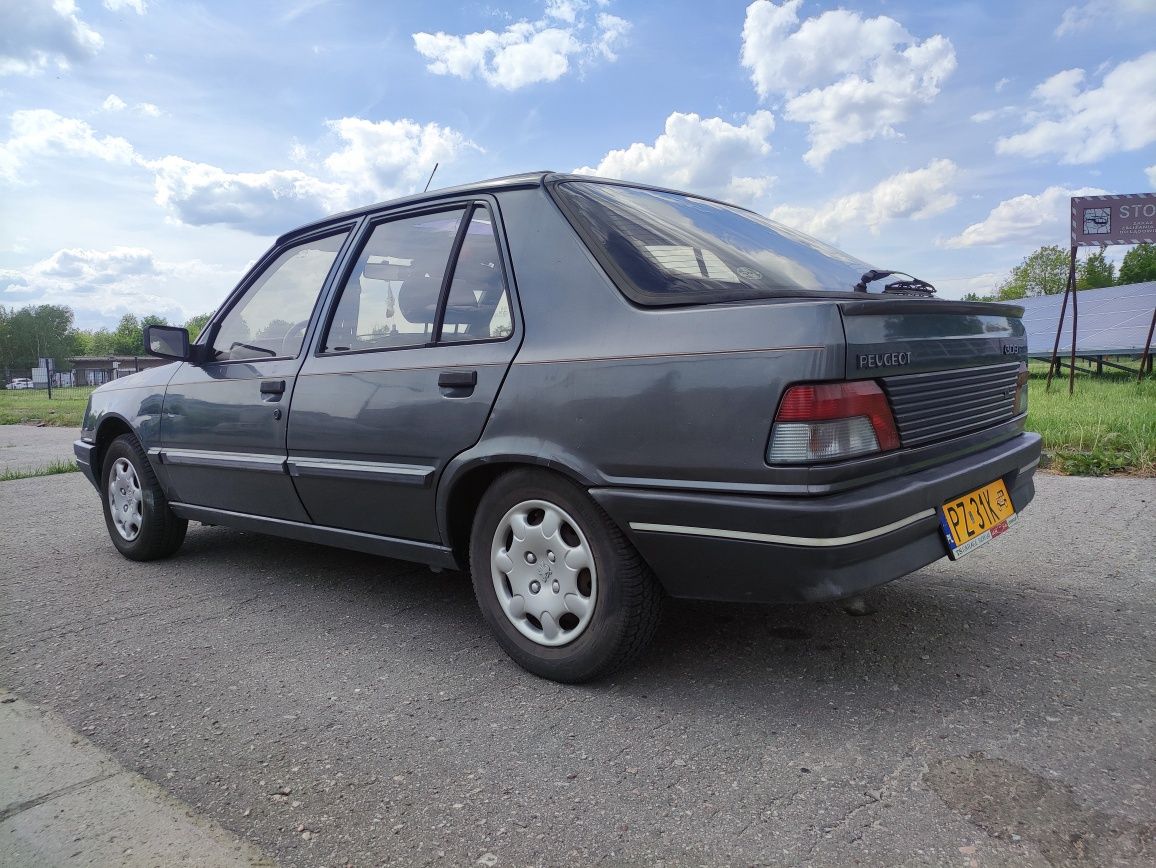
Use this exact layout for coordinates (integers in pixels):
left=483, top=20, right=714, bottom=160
left=323, top=208, right=467, bottom=352
left=552, top=181, right=870, bottom=305
left=439, top=208, right=513, bottom=343
left=322, top=204, right=512, bottom=353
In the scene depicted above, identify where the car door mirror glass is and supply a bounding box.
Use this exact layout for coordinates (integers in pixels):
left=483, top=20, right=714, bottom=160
left=144, top=325, right=191, bottom=360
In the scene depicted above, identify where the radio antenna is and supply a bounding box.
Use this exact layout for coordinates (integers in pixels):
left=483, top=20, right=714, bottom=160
left=423, top=162, right=439, bottom=193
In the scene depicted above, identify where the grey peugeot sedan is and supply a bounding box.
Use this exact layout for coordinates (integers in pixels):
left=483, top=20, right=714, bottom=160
left=76, top=172, right=1040, bottom=682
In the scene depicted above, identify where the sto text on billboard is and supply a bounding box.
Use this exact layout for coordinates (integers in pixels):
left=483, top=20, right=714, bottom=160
left=1072, top=193, right=1156, bottom=247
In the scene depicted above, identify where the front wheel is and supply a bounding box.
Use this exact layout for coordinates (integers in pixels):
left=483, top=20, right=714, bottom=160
left=469, top=469, right=662, bottom=683
left=101, top=434, right=188, bottom=561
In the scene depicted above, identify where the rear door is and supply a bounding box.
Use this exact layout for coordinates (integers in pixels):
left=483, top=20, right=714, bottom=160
left=157, top=226, right=355, bottom=520
left=287, top=201, right=520, bottom=542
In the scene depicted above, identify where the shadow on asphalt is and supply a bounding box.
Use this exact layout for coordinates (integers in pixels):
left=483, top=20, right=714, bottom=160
left=176, top=522, right=1072, bottom=711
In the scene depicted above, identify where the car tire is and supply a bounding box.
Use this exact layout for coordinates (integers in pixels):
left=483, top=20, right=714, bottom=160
left=101, top=434, right=188, bottom=561
left=469, top=468, right=662, bottom=683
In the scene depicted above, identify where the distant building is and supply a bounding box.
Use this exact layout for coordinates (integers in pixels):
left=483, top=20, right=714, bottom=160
left=68, top=356, right=171, bottom=386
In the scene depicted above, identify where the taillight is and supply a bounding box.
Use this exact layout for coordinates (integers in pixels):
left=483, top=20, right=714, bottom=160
left=1014, top=362, right=1029, bottom=415
left=768, top=381, right=901, bottom=463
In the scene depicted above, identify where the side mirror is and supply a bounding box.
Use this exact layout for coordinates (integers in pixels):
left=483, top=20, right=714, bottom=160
left=144, top=325, right=192, bottom=361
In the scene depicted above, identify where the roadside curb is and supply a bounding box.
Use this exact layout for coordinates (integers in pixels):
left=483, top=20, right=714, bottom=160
left=0, top=689, right=274, bottom=867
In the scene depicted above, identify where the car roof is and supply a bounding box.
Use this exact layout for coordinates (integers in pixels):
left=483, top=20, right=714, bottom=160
left=277, top=170, right=770, bottom=245
left=277, top=171, right=555, bottom=243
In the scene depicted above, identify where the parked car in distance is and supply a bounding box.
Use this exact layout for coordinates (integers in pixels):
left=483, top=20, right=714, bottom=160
left=75, top=172, right=1040, bottom=682
left=6, top=377, right=35, bottom=390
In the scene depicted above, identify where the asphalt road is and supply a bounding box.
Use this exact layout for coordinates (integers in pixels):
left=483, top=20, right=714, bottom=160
left=0, top=424, right=78, bottom=474
left=2, top=470, right=1153, bottom=867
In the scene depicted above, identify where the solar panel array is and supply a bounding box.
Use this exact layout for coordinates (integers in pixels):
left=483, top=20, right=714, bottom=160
left=1014, top=280, right=1156, bottom=355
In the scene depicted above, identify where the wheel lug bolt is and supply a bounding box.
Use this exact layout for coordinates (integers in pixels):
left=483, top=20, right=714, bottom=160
left=529, top=581, right=541, bottom=594
left=552, top=581, right=560, bottom=593
left=547, top=551, right=556, bottom=562
left=525, top=552, right=536, bottom=564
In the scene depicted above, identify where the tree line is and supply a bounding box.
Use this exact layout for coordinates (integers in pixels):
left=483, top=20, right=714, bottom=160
left=962, top=242, right=1156, bottom=302
left=0, top=307, right=213, bottom=376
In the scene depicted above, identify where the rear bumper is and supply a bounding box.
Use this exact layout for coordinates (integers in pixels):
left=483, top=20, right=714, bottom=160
left=74, top=439, right=99, bottom=490
left=590, top=432, right=1041, bottom=604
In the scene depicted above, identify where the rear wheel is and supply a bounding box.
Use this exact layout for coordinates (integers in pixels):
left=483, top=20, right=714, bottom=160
left=101, top=434, right=187, bottom=561
left=469, top=469, right=662, bottom=682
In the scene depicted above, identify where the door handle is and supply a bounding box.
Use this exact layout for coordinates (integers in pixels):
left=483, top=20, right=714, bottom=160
left=260, top=379, right=286, bottom=402
left=438, top=370, right=477, bottom=389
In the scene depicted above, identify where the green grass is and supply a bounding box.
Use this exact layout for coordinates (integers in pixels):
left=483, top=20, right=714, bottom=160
left=0, top=387, right=93, bottom=427
left=0, top=458, right=80, bottom=481
left=1026, top=363, right=1156, bottom=476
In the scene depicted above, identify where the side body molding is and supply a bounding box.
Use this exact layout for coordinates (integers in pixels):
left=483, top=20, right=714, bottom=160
left=149, top=448, right=435, bottom=487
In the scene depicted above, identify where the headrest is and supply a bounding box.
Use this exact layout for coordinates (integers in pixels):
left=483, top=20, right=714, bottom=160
left=395, top=266, right=505, bottom=326
left=396, top=275, right=442, bottom=323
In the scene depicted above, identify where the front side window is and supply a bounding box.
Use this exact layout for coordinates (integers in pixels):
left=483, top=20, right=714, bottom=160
left=323, top=208, right=466, bottom=353
left=212, top=231, right=348, bottom=361
left=552, top=181, right=870, bottom=305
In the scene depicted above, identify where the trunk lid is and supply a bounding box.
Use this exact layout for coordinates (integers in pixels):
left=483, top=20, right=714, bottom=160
left=838, top=299, right=1028, bottom=449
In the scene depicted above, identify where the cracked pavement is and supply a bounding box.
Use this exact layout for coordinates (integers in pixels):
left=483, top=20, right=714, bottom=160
left=1, top=470, right=1153, bottom=866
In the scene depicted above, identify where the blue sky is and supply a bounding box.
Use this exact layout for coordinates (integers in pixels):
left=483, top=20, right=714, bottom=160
left=1, top=0, right=1154, bottom=328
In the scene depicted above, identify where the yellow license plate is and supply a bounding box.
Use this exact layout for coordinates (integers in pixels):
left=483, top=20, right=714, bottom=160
left=939, top=479, right=1017, bottom=559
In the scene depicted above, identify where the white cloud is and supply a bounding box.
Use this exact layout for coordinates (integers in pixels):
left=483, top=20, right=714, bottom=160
left=740, top=0, right=955, bottom=167
left=1056, top=2, right=1096, bottom=36
left=104, top=0, right=148, bottom=12
left=0, top=0, right=103, bottom=76
left=322, top=116, right=481, bottom=202
left=0, top=109, right=479, bottom=233
left=942, top=185, right=1106, bottom=249
left=996, top=52, right=1156, bottom=164
left=412, top=1, right=629, bottom=89
left=574, top=110, right=776, bottom=204
left=0, top=109, right=137, bottom=181
left=970, top=106, right=1017, bottom=124
left=1055, top=0, right=1155, bottom=37
left=1033, top=67, right=1086, bottom=105
left=995, top=77, right=1011, bottom=92
left=769, top=159, right=958, bottom=241
left=591, top=13, right=629, bottom=62
left=1146, top=165, right=1156, bottom=186
left=145, top=113, right=481, bottom=234
left=36, top=246, right=156, bottom=282
left=1, top=247, right=232, bottom=326
left=101, top=95, right=161, bottom=116
left=148, top=157, right=350, bottom=235
left=933, top=271, right=1003, bottom=301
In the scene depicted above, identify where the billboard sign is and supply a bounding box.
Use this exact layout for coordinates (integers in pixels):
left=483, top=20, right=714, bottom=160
left=1072, top=192, right=1156, bottom=246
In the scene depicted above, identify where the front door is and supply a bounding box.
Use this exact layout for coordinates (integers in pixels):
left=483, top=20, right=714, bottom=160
left=157, top=227, right=354, bottom=521
left=288, top=203, right=520, bottom=541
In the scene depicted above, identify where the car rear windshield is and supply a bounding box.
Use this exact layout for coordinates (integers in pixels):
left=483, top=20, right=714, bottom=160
left=552, top=180, right=872, bottom=305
